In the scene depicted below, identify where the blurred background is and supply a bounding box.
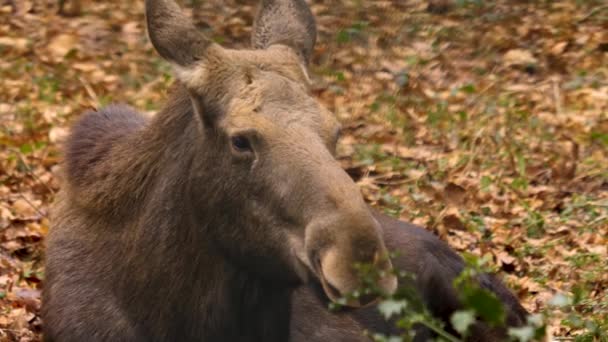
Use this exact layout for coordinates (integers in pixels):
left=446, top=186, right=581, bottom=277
left=0, top=0, right=606, bottom=340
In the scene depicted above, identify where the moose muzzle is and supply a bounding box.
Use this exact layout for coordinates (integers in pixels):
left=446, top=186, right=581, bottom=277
left=304, top=211, right=398, bottom=307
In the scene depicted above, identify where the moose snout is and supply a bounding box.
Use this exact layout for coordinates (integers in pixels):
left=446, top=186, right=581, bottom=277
left=305, top=214, right=398, bottom=307
left=315, top=245, right=397, bottom=307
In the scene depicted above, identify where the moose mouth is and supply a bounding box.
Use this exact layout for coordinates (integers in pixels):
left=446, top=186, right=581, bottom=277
left=317, top=268, right=379, bottom=308
left=287, top=233, right=395, bottom=307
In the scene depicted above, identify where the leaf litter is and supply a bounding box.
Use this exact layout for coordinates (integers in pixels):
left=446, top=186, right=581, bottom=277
left=0, top=0, right=606, bottom=340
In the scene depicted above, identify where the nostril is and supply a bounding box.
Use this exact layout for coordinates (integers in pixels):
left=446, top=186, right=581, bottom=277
left=310, top=250, right=322, bottom=272
left=312, top=249, right=345, bottom=301
left=323, top=279, right=342, bottom=300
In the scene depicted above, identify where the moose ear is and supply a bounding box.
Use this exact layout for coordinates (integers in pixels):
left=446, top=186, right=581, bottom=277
left=145, top=0, right=214, bottom=68
left=146, top=0, right=232, bottom=126
left=252, top=0, right=317, bottom=65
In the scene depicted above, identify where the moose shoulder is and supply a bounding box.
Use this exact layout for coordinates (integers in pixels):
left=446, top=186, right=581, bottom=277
left=42, top=0, right=527, bottom=341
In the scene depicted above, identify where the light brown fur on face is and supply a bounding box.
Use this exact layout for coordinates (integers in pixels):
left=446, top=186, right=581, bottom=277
left=176, top=0, right=402, bottom=301
left=175, top=43, right=340, bottom=156
left=177, top=45, right=311, bottom=90
left=223, top=69, right=338, bottom=149
left=170, top=24, right=395, bottom=301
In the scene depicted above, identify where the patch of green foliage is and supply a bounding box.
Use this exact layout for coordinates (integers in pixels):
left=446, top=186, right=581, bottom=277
left=333, top=253, right=607, bottom=341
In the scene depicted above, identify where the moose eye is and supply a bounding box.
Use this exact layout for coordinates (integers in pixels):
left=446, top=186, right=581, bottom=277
left=231, top=135, right=253, bottom=153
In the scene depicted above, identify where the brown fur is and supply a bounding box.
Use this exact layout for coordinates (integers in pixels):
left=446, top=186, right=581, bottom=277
left=252, top=0, right=316, bottom=63
left=43, top=0, right=527, bottom=341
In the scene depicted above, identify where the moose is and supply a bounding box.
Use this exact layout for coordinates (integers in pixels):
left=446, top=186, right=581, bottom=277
left=42, top=0, right=529, bottom=341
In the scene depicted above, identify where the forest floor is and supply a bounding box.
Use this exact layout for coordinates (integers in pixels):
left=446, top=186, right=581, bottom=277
left=0, top=0, right=606, bottom=340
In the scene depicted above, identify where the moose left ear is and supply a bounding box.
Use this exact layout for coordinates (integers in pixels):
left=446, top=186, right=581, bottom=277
left=251, top=0, right=317, bottom=65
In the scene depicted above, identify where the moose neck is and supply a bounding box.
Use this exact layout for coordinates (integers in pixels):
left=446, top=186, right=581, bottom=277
left=119, top=84, right=293, bottom=341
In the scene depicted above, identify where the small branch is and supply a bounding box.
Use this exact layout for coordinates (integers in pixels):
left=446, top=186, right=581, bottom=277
left=12, top=148, right=56, bottom=196
left=551, top=77, right=562, bottom=117
left=578, top=4, right=608, bottom=23
left=415, top=318, right=462, bottom=342
left=79, top=76, right=100, bottom=108
left=16, top=192, right=47, bottom=219
left=465, top=80, right=497, bottom=108
left=587, top=215, right=607, bottom=228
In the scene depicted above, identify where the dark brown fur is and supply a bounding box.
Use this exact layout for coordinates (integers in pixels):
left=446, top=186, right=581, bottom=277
left=44, top=85, right=527, bottom=342
left=43, top=1, right=528, bottom=341
left=45, top=88, right=295, bottom=341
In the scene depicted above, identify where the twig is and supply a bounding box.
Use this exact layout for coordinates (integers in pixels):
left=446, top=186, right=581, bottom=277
left=12, top=148, right=56, bottom=196
left=78, top=76, right=100, bottom=108
left=370, top=173, right=414, bottom=186
left=372, top=178, right=414, bottom=186
left=16, top=192, right=47, bottom=219
left=0, top=328, right=27, bottom=333
left=463, top=125, right=487, bottom=173
left=587, top=215, right=607, bottom=228
left=578, top=4, right=608, bottom=23
left=414, top=317, right=462, bottom=342
left=465, top=79, right=497, bottom=108
left=552, top=77, right=562, bottom=117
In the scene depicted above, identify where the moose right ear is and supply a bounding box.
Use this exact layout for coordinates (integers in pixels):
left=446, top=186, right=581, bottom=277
left=145, top=0, right=221, bottom=77
left=252, top=0, right=317, bottom=65
left=146, top=0, right=230, bottom=126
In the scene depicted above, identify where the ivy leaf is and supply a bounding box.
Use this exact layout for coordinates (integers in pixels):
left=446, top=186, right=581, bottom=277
left=548, top=293, right=572, bottom=308
left=377, top=299, right=408, bottom=320
left=450, top=310, right=475, bottom=335
left=462, top=288, right=505, bottom=326
left=508, top=326, right=535, bottom=342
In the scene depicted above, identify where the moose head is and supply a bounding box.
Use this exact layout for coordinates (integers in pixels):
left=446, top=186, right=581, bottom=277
left=145, top=0, right=397, bottom=306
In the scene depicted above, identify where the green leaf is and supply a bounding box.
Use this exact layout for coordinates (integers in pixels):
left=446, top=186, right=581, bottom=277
left=370, top=334, right=402, bottom=342
left=450, top=310, right=475, bottom=335
left=590, top=131, right=608, bottom=147
left=377, top=299, right=408, bottom=320
left=480, top=176, right=492, bottom=192
left=334, top=71, right=345, bottom=82
left=20, top=143, right=33, bottom=154
left=526, top=313, right=544, bottom=327
left=511, top=177, right=528, bottom=191
left=460, top=83, right=476, bottom=94
left=336, top=30, right=350, bottom=43
left=508, top=326, right=535, bottom=342
left=548, top=293, right=572, bottom=308
left=462, top=288, right=505, bottom=326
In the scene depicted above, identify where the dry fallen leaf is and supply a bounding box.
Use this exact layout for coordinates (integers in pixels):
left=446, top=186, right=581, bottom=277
left=48, top=33, right=79, bottom=60
left=0, top=37, right=30, bottom=54
left=48, top=126, right=69, bottom=144
left=10, top=199, right=38, bottom=220
left=503, top=49, right=538, bottom=67
left=1, top=1, right=606, bottom=340
left=443, top=182, right=467, bottom=207
left=550, top=41, right=568, bottom=55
